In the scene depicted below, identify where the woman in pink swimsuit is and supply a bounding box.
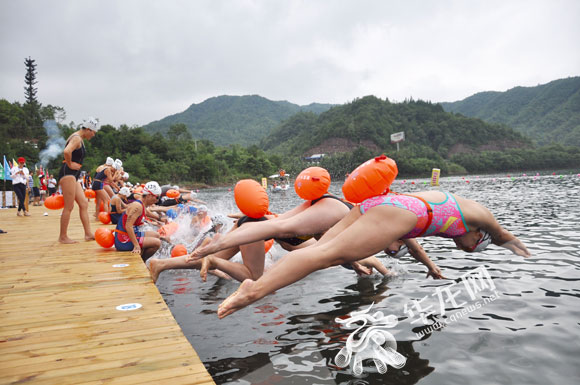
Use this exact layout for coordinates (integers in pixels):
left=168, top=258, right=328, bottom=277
left=217, top=190, right=531, bottom=318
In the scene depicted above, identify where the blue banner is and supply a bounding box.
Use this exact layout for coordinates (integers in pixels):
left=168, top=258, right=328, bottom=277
left=3, top=155, right=12, bottom=181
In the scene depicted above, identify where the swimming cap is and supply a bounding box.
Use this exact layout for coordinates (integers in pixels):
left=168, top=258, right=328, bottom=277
left=82, top=117, right=100, bottom=131
left=388, top=244, right=409, bottom=258
left=143, top=181, right=162, bottom=197
left=197, top=205, right=208, bottom=213
left=211, top=214, right=227, bottom=227
left=106, top=157, right=114, bottom=166
left=114, top=159, right=123, bottom=170
left=118, top=187, right=131, bottom=197
left=123, top=172, right=129, bottom=180
left=472, top=231, right=492, bottom=252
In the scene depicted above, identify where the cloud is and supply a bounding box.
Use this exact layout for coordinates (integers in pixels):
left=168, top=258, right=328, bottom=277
left=1, top=0, right=578, bottom=127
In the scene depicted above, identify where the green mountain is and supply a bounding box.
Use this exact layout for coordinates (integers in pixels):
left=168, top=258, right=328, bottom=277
left=440, top=77, right=580, bottom=146
left=258, top=95, right=541, bottom=176
left=260, top=95, right=530, bottom=158
left=143, top=95, right=334, bottom=146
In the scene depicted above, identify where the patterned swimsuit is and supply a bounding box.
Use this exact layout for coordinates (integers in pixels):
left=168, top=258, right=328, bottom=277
left=359, top=192, right=470, bottom=239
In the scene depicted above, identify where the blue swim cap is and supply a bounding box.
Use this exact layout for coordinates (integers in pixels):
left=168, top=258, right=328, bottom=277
left=166, top=208, right=178, bottom=219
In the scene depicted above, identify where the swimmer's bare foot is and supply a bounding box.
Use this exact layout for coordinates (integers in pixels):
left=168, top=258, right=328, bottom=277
left=217, top=279, right=258, bottom=319
left=58, top=237, right=78, bottom=244
left=200, top=256, right=217, bottom=282
left=149, top=258, right=164, bottom=283
left=85, top=234, right=95, bottom=241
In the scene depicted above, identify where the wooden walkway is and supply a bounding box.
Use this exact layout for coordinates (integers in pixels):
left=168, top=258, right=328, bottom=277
left=0, top=204, right=215, bottom=385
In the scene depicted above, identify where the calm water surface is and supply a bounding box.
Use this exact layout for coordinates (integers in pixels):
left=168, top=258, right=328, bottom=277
left=154, top=174, right=580, bottom=385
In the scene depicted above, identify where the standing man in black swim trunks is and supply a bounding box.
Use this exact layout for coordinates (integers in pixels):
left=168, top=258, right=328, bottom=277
left=58, top=117, right=99, bottom=244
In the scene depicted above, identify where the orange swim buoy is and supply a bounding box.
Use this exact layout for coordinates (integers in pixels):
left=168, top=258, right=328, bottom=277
left=234, top=179, right=269, bottom=219
left=158, top=221, right=179, bottom=237
left=98, top=211, right=111, bottom=224
left=44, top=195, right=57, bottom=210
left=342, top=155, right=398, bottom=203
left=166, top=189, right=179, bottom=199
left=171, top=244, right=188, bottom=258
left=85, top=189, right=96, bottom=199
left=294, top=167, right=331, bottom=201
left=54, top=194, right=64, bottom=210
left=264, top=238, right=274, bottom=253
left=95, top=228, right=114, bottom=248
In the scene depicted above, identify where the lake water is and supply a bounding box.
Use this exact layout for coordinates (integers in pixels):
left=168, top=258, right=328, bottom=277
left=154, top=173, right=580, bottom=385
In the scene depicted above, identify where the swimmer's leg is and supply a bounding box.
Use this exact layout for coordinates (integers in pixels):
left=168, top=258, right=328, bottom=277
left=149, top=255, right=203, bottom=283
left=192, top=198, right=348, bottom=259
left=218, top=206, right=416, bottom=318
left=201, top=241, right=265, bottom=282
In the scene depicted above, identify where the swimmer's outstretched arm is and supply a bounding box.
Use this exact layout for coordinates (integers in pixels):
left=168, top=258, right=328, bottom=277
left=404, top=239, right=446, bottom=279
left=473, top=206, right=531, bottom=257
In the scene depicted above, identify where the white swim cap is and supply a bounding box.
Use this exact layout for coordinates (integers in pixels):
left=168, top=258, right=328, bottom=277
left=197, top=205, right=208, bottom=213
left=114, top=159, right=122, bottom=170
left=211, top=214, right=227, bottom=227
left=123, top=172, right=129, bottom=180
left=106, top=157, right=114, bottom=166
left=118, top=187, right=131, bottom=197
left=190, top=191, right=198, bottom=198
left=392, top=244, right=409, bottom=258
left=143, top=181, right=162, bottom=197
left=82, top=117, right=100, bottom=132
left=472, top=231, right=492, bottom=252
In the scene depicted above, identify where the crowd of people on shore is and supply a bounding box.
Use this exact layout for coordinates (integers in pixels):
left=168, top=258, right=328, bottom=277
left=9, top=117, right=531, bottom=319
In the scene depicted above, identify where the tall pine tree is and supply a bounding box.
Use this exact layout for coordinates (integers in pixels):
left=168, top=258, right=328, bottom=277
left=23, top=56, right=44, bottom=138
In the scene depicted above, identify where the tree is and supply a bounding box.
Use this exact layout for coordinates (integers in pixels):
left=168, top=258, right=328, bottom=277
left=23, top=57, right=43, bottom=138
left=167, top=123, right=191, bottom=141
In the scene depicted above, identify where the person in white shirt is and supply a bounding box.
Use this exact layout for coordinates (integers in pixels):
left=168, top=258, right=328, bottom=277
left=10, top=157, right=30, bottom=216
left=47, top=174, right=57, bottom=196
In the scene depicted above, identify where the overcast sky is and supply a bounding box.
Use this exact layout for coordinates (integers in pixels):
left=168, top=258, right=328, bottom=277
left=1, top=0, right=579, bottom=127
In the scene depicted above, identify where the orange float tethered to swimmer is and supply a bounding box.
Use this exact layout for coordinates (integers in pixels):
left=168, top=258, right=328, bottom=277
left=84, top=189, right=96, bottom=199
left=171, top=244, right=188, bottom=258
left=342, top=154, right=398, bottom=203
left=95, top=228, right=114, bottom=248
left=98, top=211, right=111, bottom=224
left=44, top=194, right=65, bottom=210
left=159, top=221, right=179, bottom=237
left=166, top=189, right=179, bottom=199
left=234, top=179, right=269, bottom=219
left=264, top=238, right=274, bottom=253
left=294, top=167, right=331, bottom=201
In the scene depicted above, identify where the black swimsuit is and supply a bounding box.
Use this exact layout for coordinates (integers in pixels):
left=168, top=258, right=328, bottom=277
left=92, top=168, right=107, bottom=190
left=275, top=194, right=354, bottom=246
left=58, top=134, right=85, bottom=180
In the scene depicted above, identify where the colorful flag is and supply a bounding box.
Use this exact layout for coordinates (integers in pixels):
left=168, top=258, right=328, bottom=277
left=3, top=155, right=12, bottom=181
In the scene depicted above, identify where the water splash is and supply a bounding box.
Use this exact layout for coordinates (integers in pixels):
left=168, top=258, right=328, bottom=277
left=39, top=120, right=65, bottom=168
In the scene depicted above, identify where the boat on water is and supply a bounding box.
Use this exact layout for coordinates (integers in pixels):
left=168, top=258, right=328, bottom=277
left=268, top=169, right=290, bottom=193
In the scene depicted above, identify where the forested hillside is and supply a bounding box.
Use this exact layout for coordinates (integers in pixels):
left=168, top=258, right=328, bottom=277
left=441, top=77, right=580, bottom=146
left=143, top=95, right=333, bottom=146
left=259, top=96, right=563, bottom=176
